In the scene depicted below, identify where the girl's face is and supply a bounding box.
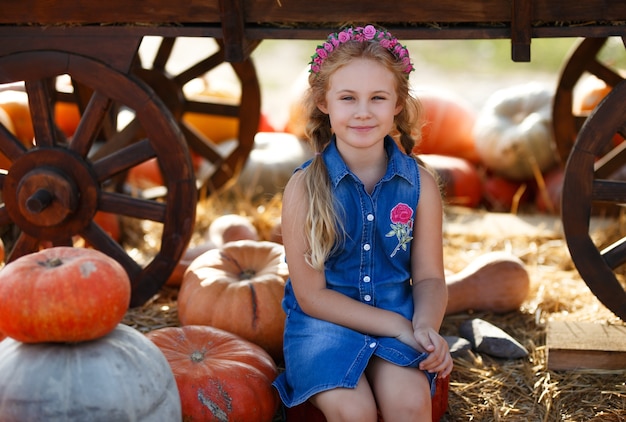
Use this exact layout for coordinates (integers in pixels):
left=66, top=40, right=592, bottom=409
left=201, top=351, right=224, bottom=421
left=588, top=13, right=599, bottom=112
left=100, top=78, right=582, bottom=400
left=318, top=58, right=402, bottom=153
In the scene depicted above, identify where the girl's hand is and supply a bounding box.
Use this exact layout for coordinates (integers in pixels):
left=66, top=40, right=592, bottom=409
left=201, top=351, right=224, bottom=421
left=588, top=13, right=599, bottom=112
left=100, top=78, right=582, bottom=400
left=413, top=327, right=453, bottom=377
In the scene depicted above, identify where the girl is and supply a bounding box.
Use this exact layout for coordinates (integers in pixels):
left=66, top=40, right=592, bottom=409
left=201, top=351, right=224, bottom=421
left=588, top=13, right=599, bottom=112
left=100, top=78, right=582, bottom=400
left=273, top=25, right=453, bottom=421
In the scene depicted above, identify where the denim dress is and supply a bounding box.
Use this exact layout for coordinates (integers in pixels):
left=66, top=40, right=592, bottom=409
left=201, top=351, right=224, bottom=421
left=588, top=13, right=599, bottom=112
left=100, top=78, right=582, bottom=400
left=273, top=136, right=437, bottom=407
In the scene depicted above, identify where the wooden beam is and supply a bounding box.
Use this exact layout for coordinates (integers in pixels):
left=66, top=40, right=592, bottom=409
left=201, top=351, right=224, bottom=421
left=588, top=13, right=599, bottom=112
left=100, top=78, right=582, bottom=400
left=511, top=0, right=531, bottom=62
left=546, top=321, right=626, bottom=371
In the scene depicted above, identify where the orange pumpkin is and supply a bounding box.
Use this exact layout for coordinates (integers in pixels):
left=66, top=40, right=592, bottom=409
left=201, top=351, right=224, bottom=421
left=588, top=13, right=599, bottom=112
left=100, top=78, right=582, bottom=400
left=412, top=88, right=479, bottom=163
left=0, top=90, right=34, bottom=144
left=0, top=247, right=130, bottom=343
left=419, top=154, right=483, bottom=208
left=166, top=241, right=216, bottom=287
left=146, top=325, right=279, bottom=422
left=127, top=157, right=164, bottom=188
left=0, top=90, right=35, bottom=169
left=482, top=174, right=529, bottom=213
left=93, top=211, right=121, bottom=242
left=182, top=85, right=240, bottom=143
left=177, top=240, right=288, bottom=361
left=54, top=101, right=81, bottom=138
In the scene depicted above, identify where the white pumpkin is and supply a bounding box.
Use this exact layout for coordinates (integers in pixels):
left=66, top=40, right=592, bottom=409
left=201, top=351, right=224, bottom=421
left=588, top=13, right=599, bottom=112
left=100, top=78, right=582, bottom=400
left=0, top=324, right=182, bottom=422
left=236, top=132, right=312, bottom=198
left=473, top=83, right=559, bottom=181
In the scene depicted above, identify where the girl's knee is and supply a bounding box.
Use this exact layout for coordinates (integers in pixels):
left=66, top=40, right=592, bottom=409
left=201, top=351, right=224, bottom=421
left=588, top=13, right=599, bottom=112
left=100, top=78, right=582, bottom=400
left=379, top=387, right=432, bottom=420
left=311, top=384, right=378, bottom=422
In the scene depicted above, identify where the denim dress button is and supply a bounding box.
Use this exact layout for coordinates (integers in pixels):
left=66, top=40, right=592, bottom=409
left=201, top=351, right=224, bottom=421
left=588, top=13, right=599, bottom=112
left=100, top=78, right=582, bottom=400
left=369, top=342, right=377, bottom=348
left=363, top=244, right=371, bottom=251
left=367, top=213, right=374, bottom=221
left=364, top=295, right=371, bottom=302
left=363, top=276, right=371, bottom=283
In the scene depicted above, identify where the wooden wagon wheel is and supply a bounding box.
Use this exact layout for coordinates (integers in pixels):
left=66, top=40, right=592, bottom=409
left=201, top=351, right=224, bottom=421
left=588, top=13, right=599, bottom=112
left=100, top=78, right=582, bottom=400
left=552, top=36, right=626, bottom=164
left=561, top=80, right=626, bottom=320
left=0, top=51, right=196, bottom=307
left=132, top=37, right=261, bottom=195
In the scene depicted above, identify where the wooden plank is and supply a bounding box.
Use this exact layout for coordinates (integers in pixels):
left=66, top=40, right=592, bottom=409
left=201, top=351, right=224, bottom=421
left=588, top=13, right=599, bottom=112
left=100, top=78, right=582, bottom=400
left=0, top=0, right=624, bottom=26
left=546, top=321, right=626, bottom=371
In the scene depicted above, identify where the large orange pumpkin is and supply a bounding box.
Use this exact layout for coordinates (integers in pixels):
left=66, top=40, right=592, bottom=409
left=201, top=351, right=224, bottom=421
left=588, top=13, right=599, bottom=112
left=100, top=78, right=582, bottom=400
left=177, top=240, right=288, bottom=361
left=146, top=325, right=279, bottom=422
left=412, top=88, right=479, bottom=163
left=0, top=247, right=131, bottom=343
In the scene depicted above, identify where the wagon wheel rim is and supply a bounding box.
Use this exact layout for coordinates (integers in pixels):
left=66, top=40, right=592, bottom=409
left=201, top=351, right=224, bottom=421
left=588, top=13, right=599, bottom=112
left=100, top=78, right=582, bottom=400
left=133, top=37, right=261, bottom=196
left=552, top=36, right=626, bottom=164
left=0, top=51, right=196, bottom=307
left=561, top=80, right=626, bottom=320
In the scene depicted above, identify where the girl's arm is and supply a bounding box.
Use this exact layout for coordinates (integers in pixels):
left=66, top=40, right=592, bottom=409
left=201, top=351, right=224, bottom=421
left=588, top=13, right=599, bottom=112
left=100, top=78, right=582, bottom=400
left=410, top=166, right=453, bottom=376
left=282, top=170, right=414, bottom=339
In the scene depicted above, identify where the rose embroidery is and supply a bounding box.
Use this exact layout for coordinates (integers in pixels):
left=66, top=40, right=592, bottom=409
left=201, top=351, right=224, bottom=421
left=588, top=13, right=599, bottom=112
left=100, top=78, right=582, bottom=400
left=386, top=203, right=414, bottom=257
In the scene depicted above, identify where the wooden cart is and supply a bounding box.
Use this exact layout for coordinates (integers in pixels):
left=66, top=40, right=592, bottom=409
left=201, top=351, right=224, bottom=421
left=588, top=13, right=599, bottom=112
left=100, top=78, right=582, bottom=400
left=0, top=0, right=625, bottom=319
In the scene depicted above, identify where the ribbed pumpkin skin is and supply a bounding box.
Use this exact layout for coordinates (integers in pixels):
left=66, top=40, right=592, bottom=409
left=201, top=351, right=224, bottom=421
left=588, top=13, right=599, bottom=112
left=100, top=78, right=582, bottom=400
left=147, top=325, right=279, bottom=422
left=177, top=240, right=287, bottom=361
left=0, top=247, right=130, bottom=343
left=0, top=324, right=182, bottom=422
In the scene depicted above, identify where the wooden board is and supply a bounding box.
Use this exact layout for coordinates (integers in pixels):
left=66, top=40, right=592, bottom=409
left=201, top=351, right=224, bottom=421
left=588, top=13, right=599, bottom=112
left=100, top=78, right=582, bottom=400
left=0, top=0, right=625, bottom=25
left=546, top=321, right=626, bottom=371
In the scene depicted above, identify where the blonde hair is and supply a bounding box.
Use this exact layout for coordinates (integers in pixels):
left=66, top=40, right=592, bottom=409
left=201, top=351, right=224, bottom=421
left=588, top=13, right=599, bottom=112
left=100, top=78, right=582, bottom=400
left=301, top=35, right=423, bottom=271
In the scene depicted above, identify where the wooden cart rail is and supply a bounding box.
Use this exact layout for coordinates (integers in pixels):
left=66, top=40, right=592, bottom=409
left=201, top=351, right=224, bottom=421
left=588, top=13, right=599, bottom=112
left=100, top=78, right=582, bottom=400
left=1, top=0, right=626, bottom=62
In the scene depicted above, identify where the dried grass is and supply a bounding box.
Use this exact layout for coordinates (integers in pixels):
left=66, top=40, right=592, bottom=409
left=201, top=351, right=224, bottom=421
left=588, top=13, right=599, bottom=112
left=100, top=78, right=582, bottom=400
left=123, top=189, right=626, bottom=421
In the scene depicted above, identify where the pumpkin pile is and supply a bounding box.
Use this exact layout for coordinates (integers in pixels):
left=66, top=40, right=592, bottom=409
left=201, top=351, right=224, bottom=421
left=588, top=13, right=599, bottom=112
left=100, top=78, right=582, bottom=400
left=0, top=247, right=182, bottom=421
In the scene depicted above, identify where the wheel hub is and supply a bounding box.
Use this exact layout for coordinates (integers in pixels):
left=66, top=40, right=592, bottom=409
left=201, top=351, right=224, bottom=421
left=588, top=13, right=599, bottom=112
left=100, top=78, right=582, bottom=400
left=3, top=148, right=99, bottom=240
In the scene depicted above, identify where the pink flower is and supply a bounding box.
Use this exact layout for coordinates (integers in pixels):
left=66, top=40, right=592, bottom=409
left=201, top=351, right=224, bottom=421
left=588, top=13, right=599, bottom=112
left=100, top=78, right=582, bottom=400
left=390, top=203, right=413, bottom=225
left=338, top=30, right=351, bottom=43
left=316, top=48, right=328, bottom=59
left=379, top=39, right=391, bottom=49
left=402, top=57, right=413, bottom=72
left=362, top=25, right=377, bottom=40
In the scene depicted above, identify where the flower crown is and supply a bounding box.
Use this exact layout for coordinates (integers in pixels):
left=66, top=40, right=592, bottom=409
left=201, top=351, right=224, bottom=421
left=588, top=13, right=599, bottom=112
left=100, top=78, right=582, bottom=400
left=309, top=25, right=414, bottom=76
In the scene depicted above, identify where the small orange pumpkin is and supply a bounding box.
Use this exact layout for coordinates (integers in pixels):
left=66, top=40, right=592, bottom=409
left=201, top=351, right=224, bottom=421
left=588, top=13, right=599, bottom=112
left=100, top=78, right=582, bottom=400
left=412, top=88, right=479, bottom=163
left=0, top=247, right=130, bottom=343
left=147, top=325, right=279, bottom=422
left=177, top=240, right=288, bottom=361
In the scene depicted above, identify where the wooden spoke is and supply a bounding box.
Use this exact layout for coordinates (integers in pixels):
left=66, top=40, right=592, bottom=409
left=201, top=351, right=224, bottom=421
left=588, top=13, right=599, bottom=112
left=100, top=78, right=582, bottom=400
left=87, top=117, right=142, bottom=162
left=92, top=138, right=156, bottom=182
left=0, top=125, right=26, bottom=165
left=173, top=50, right=225, bottom=86
left=0, top=206, right=12, bottom=227
left=7, top=232, right=39, bottom=262
left=99, top=191, right=167, bottom=222
left=24, top=79, right=58, bottom=147
left=81, top=221, right=143, bottom=277
left=69, top=91, right=113, bottom=157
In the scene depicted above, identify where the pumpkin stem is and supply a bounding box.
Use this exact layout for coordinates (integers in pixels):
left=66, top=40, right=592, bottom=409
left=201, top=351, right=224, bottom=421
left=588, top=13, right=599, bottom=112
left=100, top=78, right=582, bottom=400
left=190, top=350, right=206, bottom=363
left=239, top=269, right=256, bottom=280
left=39, top=257, right=64, bottom=268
